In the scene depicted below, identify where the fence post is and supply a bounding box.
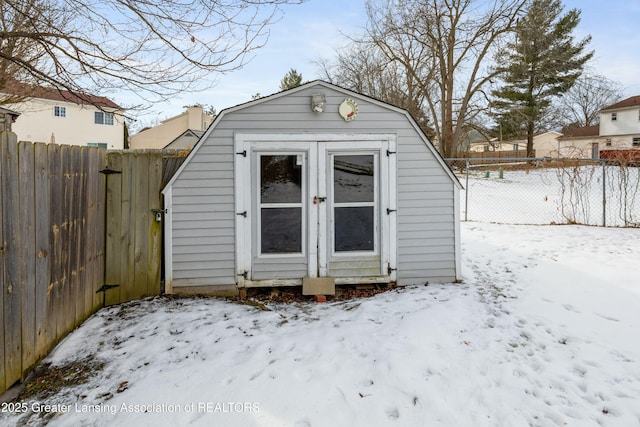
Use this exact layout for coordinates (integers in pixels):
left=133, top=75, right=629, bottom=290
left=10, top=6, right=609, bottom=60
left=465, top=159, right=469, bottom=221
left=602, top=160, right=606, bottom=227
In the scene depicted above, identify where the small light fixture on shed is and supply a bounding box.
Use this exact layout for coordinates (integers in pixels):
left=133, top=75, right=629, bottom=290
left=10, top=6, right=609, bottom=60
left=311, top=94, right=326, bottom=113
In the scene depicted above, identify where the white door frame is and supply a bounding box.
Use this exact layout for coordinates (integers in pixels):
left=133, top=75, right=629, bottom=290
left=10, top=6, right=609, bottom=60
left=234, top=133, right=397, bottom=287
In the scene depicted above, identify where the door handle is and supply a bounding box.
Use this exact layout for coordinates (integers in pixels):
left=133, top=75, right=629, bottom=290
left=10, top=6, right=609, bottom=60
left=313, top=196, right=327, bottom=204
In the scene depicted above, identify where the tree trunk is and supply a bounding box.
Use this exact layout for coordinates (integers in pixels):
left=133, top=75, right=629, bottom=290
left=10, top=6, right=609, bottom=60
left=527, top=120, right=535, bottom=157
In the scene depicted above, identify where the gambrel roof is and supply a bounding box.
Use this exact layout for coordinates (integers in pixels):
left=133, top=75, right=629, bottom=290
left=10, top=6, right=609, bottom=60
left=166, top=80, right=461, bottom=190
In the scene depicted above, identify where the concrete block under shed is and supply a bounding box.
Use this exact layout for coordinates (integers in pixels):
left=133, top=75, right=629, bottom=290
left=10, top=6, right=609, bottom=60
left=302, top=277, right=336, bottom=296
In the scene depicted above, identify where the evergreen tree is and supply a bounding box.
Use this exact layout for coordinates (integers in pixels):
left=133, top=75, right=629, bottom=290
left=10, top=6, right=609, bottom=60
left=491, top=0, right=592, bottom=156
left=279, top=69, right=303, bottom=91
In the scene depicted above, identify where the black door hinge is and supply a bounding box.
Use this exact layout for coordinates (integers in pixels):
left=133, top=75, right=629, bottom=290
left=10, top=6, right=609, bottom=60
left=96, top=283, right=120, bottom=307
left=386, top=150, right=396, bottom=156
left=236, top=150, right=247, bottom=157
left=236, top=211, right=247, bottom=217
left=99, top=168, right=122, bottom=175
left=387, top=208, right=397, bottom=214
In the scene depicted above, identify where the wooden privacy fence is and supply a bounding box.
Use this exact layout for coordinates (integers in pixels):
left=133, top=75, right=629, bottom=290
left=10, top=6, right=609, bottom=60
left=1, top=133, right=106, bottom=392
left=456, top=150, right=534, bottom=162
left=1, top=133, right=179, bottom=394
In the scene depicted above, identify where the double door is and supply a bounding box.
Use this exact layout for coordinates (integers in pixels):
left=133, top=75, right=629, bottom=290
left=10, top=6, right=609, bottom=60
left=234, top=135, right=396, bottom=286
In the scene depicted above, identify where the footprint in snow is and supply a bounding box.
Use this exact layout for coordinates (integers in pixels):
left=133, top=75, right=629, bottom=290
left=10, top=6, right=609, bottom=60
left=386, top=407, right=400, bottom=419
left=572, top=364, right=587, bottom=377
left=562, top=304, right=581, bottom=313
left=610, top=350, right=634, bottom=363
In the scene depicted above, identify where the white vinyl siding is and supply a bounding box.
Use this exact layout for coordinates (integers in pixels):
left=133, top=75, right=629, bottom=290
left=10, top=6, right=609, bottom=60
left=396, top=132, right=457, bottom=284
left=600, top=108, right=640, bottom=136
left=168, top=142, right=236, bottom=286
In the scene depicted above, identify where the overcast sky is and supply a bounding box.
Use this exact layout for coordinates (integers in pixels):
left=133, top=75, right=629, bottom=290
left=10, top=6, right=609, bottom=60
left=134, top=0, right=640, bottom=126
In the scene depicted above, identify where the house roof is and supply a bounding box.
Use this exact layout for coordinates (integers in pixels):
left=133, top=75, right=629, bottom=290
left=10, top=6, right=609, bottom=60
left=601, top=96, right=640, bottom=112
left=164, top=129, right=204, bottom=149
left=163, top=80, right=462, bottom=191
left=560, top=125, right=600, bottom=139
left=0, top=106, right=21, bottom=117
left=1, top=82, right=121, bottom=109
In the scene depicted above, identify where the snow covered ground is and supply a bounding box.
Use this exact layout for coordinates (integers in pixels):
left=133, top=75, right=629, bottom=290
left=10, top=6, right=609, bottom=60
left=1, top=222, right=639, bottom=427
left=460, top=165, right=640, bottom=227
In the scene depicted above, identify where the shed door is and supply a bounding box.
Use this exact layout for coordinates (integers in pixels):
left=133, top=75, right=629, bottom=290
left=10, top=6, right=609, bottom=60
left=251, top=150, right=310, bottom=280
left=321, top=148, right=382, bottom=278
left=234, top=135, right=396, bottom=286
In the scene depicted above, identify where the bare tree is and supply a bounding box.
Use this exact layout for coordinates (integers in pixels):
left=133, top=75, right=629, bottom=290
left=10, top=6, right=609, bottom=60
left=555, top=73, right=624, bottom=129
left=362, top=0, right=527, bottom=157
left=1, top=0, right=305, bottom=106
left=316, top=40, right=433, bottom=137
left=0, top=0, right=51, bottom=104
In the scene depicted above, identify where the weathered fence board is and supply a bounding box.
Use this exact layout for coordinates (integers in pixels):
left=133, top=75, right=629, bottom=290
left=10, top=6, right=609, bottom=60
left=85, top=149, right=104, bottom=315
left=147, top=154, right=163, bottom=297
left=19, top=142, right=36, bottom=377
left=2, top=135, right=21, bottom=390
left=48, top=144, right=64, bottom=349
left=34, top=143, right=49, bottom=361
left=104, top=153, right=123, bottom=306
left=0, top=133, right=8, bottom=390
left=72, top=147, right=85, bottom=328
left=133, top=153, right=150, bottom=301
left=95, top=149, right=106, bottom=309
left=120, top=152, right=135, bottom=303
left=60, top=144, right=72, bottom=339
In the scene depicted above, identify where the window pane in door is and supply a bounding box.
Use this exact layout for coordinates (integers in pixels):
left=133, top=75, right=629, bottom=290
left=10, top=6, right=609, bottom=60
left=335, top=207, right=374, bottom=252
left=334, top=155, right=374, bottom=203
left=261, top=155, right=302, bottom=203
left=261, top=207, right=302, bottom=253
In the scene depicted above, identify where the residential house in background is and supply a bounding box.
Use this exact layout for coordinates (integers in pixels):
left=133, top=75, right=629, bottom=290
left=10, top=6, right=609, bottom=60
left=129, top=105, right=214, bottom=150
left=468, top=131, right=561, bottom=157
left=464, top=95, right=640, bottom=160
left=164, top=129, right=205, bottom=150
left=557, top=95, right=640, bottom=159
left=556, top=125, right=603, bottom=158
left=528, top=131, right=563, bottom=158
left=2, top=84, right=125, bottom=149
left=467, top=138, right=526, bottom=153
left=599, top=96, right=640, bottom=156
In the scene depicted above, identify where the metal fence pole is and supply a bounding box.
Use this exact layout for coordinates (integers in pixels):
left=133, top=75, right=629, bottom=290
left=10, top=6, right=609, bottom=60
left=465, top=159, right=469, bottom=221
left=602, top=160, right=606, bottom=227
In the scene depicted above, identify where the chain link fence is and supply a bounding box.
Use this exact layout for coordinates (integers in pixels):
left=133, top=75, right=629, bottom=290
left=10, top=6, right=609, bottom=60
left=446, top=158, right=640, bottom=227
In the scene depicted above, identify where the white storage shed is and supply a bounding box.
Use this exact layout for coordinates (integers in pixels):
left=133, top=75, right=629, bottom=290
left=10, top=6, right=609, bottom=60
left=162, top=81, right=462, bottom=295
